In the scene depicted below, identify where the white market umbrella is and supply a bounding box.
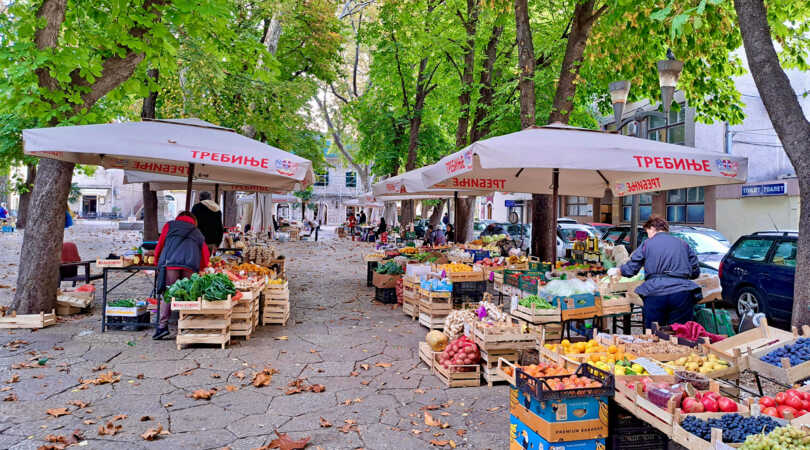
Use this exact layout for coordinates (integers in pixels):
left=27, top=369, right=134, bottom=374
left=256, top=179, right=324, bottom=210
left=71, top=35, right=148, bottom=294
left=24, top=118, right=314, bottom=209
left=421, top=124, right=748, bottom=197
left=344, top=198, right=384, bottom=208
left=371, top=166, right=487, bottom=198
left=124, top=171, right=287, bottom=194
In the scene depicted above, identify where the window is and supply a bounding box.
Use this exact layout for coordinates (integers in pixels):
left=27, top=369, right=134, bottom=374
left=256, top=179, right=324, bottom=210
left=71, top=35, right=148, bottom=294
left=647, top=105, right=686, bottom=145
left=314, top=170, right=329, bottom=187
left=771, top=241, right=797, bottom=267
left=566, top=196, right=593, bottom=217
left=730, top=239, right=774, bottom=262
left=345, top=171, right=356, bottom=188
left=666, top=187, right=704, bottom=223
left=621, top=194, right=652, bottom=222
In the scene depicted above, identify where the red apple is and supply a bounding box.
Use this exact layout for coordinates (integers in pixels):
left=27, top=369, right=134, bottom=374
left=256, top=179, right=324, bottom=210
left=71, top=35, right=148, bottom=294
left=717, top=397, right=738, bottom=413
left=800, top=399, right=810, bottom=411
left=786, top=389, right=802, bottom=398
left=703, top=392, right=722, bottom=402
left=759, top=396, right=776, bottom=408
left=798, top=391, right=810, bottom=401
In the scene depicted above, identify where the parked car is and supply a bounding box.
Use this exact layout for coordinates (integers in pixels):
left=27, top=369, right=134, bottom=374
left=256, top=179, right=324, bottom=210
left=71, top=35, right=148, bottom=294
left=692, top=226, right=731, bottom=246
left=558, top=223, right=597, bottom=252
left=557, top=217, right=578, bottom=224
left=719, top=231, right=797, bottom=324
left=472, top=219, right=496, bottom=239
left=587, top=222, right=613, bottom=235
left=413, top=219, right=430, bottom=238
left=601, top=225, right=728, bottom=272
left=601, top=226, right=646, bottom=249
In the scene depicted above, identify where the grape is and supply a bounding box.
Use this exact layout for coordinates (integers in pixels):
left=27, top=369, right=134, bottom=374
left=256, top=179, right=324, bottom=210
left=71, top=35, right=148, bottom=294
left=680, top=414, right=782, bottom=443
left=740, top=425, right=810, bottom=450
left=760, top=338, right=810, bottom=368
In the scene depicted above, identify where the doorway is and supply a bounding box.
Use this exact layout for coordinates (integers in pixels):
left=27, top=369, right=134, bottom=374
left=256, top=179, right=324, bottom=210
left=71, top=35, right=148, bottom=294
left=486, top=203, right=493, bottom=220
left=82, top=195, right=97, bottom=218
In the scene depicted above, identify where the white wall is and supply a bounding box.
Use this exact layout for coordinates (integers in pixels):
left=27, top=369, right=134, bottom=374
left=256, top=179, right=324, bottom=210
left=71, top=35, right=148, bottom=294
left=716, top=196, right=799, bottom=243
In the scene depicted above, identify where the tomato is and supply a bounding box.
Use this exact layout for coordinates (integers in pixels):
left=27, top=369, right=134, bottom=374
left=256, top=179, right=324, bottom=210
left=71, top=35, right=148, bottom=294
left=801, top=400, right=810, bottom=411
left=762, top=407, right=779, bottom=417
left=775, top=392, right=789, bottom=405
left=777, top=405, right=799, bottom=419
left=785, top=395, right=803, bottom=411
left=786, top=389, right=802, bottom=398
left=799, top=391, right=810, bottom=401
left=759, top=396, right=776, bottom=408
left=795, top=410, right=807, bottom=418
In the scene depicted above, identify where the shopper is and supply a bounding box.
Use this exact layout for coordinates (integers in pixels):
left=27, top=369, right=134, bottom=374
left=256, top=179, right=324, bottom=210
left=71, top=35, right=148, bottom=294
left=426, top=224, right=447, bottom=246
left=446, top=224, right=455, bottom=243
left=358, top=211, right=367, bottom=225
left=442, top=213, right=449, bottom=227
left=191, top=191, right=224, bottom=255
left=609, top=216, right=700, bottom=329
left=0, top=203, right=7, bottom=219
left=347, top=213, right=357, bottom=241
left=153, top=211, right=210, bottom=340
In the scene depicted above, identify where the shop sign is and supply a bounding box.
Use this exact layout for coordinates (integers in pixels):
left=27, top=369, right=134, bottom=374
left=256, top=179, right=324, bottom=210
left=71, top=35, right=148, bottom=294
left=505, top=200, right=516, bottom=207
left=742, top=183, right=786, bottom=197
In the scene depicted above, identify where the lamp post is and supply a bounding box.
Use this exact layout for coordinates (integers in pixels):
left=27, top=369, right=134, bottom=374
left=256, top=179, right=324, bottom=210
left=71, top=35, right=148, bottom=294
left=610, top=51, right=683, bottom=251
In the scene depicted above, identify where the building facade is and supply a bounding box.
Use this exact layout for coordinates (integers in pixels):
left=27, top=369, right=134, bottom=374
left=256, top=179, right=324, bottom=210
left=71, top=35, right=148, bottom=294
left=310, top=152, right=368, bottom=226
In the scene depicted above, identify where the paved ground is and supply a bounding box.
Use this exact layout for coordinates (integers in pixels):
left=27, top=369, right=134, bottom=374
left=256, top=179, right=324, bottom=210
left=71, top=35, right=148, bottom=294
left=0, top=228, right=506, bottom=449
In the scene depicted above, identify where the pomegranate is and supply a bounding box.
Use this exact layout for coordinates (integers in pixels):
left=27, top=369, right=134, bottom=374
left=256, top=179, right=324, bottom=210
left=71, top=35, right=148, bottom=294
left=717, top=397, right=737, bottom=413
left=701, top=396, right=718, bottom=412
left=681, top=397, right=704, bottom=413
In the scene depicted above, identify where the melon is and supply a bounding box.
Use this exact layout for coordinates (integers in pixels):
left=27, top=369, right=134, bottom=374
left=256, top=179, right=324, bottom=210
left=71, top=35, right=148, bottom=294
left=426, top=331, right=448, bottom=352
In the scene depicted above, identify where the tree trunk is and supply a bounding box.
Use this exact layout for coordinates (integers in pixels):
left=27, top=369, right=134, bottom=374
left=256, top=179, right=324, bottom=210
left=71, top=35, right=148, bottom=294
left=140, top=68, right=159, bottom=241
left=142, top=183, right=159, bottom=241
left=548, top=0, right=598, bottom=124
left=455, top=197, right=475, bottom=243
left=16, top=163, right=37, bottom=229
left=471, top=23, right=504, bottom=142
left=734, top=0, right=810, bottom=328
left=223, top=191, right=237, bottom=227
left=401, top=200, right=414, bottom=228
left=531, top=195, right=556, bottom=260
left=12, top=159, right=74, bottom=313
left=429, top=200, right=445, bottom=227
left=514, top=0, right=535, bottom=130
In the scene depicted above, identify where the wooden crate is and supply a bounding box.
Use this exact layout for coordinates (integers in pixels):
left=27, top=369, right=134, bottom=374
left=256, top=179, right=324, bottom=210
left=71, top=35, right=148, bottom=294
left=262, top=295, right=290, bottom=326
left=704, top=318, right=793, bottom=370
left=493, top=271, right=504, bottom=285
left=402, top=298, right=419, bottom=320
left=472, top=322, right=534, bottom=352
left=418, top=312, right=447, bottom=330
left=512, top=303, right=561, bottom=324
left=96, top=257, right=133, bottom=268
left=695, top=273, right=722, bottom=304
left=419, top=341, right=438, bottom=371
left=56, top=289, right=94, bottom=308
left=433, top=355, right=481, bottom=388
left=0, top=310, right=57, bottom=329
left=671, top=410, right=756, bottom=450
left=56, top=304, right=83, bottom=316
left=747, top=325, right=810, bottom=385
left=597, top=277, right=643, bottom=296
left=176, top=309, right=231, bottom=350
left=599, top=295, right=633, bottom=315
left=263, top=281, right=289, bottom=296
left=480, top=349, right=518, bottom=387
left=447, top=271, right=484, bottom=282
left=418, top=289, right=452, bottom=315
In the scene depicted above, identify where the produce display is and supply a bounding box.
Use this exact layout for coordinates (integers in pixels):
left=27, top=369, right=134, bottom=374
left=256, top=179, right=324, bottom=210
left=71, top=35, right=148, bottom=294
left=166, top=273, right=236, bottom=302
left=476, top=257, right=505, bottom=268
left=438, top=336, right=480, bottom=371
left=680, top=390, right=740, bottom=413
left=680, top=414, right=780, bottom=444
left=476, top=300, right=508, bottom=322
left=267, top=279, right=286, bottom=285
left=506, top=255, right=527, bottom=265
left=666, top=353, right=731, bottom=375
left=540, top=278, right=598, bottom=298
left=544, top=374, right=604, bottom=390
left=739, top=425, right=810, bottom=449
left=399, top=246, right=418, bottom=255
left=243, top=246, right=275, bottom=266
left=519, top=295, right=554, bottom=309
left=481, top=234, right=508, bottom=244
left=758, top=389, right=810, bottom=419
left=443, top=310, right=476, bottom=340
left=619, top=340, right=693, bottom=358
left=609, top=358, right=648, bottom=376
left=446, top=248, right=473, bottom=262
left=108, top=298, right=137, bottom=308
left=375, top=261, right=404, bottom=275
left=503, top=361, right=573, bottom=378
left=232, top=262, right=271, bottom=276
left=438, top=263, right=472, bottom=273
left=759, top=338, right=810, bottom=367
left=426, top=330, right=449, bottom=352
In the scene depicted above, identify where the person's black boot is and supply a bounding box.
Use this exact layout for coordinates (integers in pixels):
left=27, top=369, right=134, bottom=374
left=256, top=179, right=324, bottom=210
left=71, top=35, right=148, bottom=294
left=152, top=328, right=170, bottom=340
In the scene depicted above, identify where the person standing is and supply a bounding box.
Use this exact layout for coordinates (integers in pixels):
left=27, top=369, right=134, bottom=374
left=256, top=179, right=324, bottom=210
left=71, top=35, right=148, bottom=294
left=358, top=210, right=367, bottom=225
left=191, top=191, right=224, bottom=256
left=446, top=224, right=455, bottom=243
left=347, top=213, right=357, bottom=241
left=442, top=213, right=449, bottom=227
left=153, top=211, right=210, bottom=340
left=608, top=216, right=700, bottom=329
left=0, top=203, right=7, bottom=219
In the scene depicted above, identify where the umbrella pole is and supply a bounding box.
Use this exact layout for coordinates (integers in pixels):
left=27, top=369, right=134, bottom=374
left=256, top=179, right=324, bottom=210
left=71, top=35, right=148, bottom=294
left=185, top=163, right=195, bottom=210
left=453, top=191, right=458, bottom=242
left=551, top=168, right=559, bottom=261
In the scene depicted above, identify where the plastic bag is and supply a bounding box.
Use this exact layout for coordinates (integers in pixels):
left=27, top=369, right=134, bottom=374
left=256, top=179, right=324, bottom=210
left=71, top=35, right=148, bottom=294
left=541, top=278, right=597, bottom=297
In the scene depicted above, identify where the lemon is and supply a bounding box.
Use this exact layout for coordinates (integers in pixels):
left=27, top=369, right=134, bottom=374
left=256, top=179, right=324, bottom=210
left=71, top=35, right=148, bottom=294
left=615, top=367, right=626, bottom=376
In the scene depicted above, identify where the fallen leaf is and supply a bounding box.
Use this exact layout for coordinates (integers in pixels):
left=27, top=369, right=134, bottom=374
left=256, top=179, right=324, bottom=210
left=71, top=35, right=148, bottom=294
left=68, top=400, right=88, bottom=409
left=253, top=367, right=279, bottom=388
left=83, top=419, right=96, bottom=425
left=225, top=385, right=239, bottom=392
left=309, top=384, right=326, bottom=393
left=188, top=389, right=216, bottom=400
left=265, top=430, right=310, bottom=449
left=211, top=373, right=221, bottom=379
left=375, top=362, right=392, bottom=368
left=439, top=412, right=450, bottom=417
left=429, top=439, right=450, bottom=447
left=52, top=346, right=64, bottom=351
left=411, top=429, right=422, bottom=435
left=92, top=364, right=107, bottom=372
left=319, top=417, right=332, bottom=428
left=0, top=387, right=10, bottom=392
left=111, top=414, right=128, bottom=421
left=98, top=421, right=122, bottom=436
left=456, top=429, right=466, bottom=437
left=486, top=406, right=500, bottom=412
left=274, top=336, right=288, bottom=341
left=7, top=374, right=19, bottom=383
left=141, top=423, right=165, bottom=441
left=234, top=371, right=246, bottom=380
left=424, top=405, right=441, bottom=411
left=3, top=393, right=17, bottom=402
left=349, top=371, right=359, bottom=377
left=449, top=440, right=457, bottom=448
left=309, top=349, right=317, bottom=353
left=338, top=419, right=358, bottom=434
left=413, top=389, right=425, bottom=394
left=136, top=373, right=144, bottom=379
left=360, top=380, right=370, bottom=386
left=46, top=407, right=71, bottom=417
left=140, top=416, right=152, bottom=422
left=359, top=364, right=369, bottom=370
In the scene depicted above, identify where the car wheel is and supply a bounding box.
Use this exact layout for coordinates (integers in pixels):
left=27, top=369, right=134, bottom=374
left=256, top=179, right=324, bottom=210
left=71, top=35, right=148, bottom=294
left=736, top=287, right=762, bottom=317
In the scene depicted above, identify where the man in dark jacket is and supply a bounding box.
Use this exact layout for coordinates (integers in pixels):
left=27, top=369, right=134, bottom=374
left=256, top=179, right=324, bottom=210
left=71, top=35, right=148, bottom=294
left=612, top=216, right=700, bottom=329
left=191, top=192, right=224, bottom=255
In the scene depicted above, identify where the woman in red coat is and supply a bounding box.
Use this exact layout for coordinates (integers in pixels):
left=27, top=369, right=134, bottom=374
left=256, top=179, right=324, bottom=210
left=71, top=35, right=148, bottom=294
left=153, top=211, right=209, bottom=340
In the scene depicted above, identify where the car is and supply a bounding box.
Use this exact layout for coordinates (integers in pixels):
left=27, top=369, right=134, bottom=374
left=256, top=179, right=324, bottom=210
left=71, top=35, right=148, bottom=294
left=413, top=219, right=430, bottom=239
left=473, top=219, right=496, bottom=239
left=601, top=226, right=646, bottom=249
left=692, top=226, right=731, bottom=246
left=558, top=223, right=597, bottom=252
left=557, top=217, right=578, bottom=224
left=719, top=231, right=796, bottom=324
left=587, top=222, right=613, bottom=235
left=669, top=226, right=730, bottom=271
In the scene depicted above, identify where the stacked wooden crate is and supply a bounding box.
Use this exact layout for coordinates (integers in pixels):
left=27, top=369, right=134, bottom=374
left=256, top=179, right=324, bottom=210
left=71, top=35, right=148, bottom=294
left=231, top=287, right=261, bottom=340
left=262, top=281, right=290, bottom=326
left=472, top=321, right=535, bottom=386
left=173, top=297, right=234, bottom=350
left=402, top=277, right=419, bottom=320
left=418, top=288, right=451, bottom=330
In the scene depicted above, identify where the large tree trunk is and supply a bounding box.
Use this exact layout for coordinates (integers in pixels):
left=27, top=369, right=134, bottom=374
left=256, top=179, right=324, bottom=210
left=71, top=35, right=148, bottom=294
left=514, top=0, right=535, bottom=130
left=531, top=195, right=556, bottom=260
left=428, top=200, right=445, bottom=227
left=471, top=23, right=504, bottom=142
left=401, top=200, right=415, bottom=228
left=16, top=163, right=37, bottom=229
left=223, top=191, right=237, bottom=227
left=141, top=68, right=159, bottom=241
left=734, top=0, right=810, bottom=327
left=11, top=159, right=74, bottom=313
left=455, top=197, right=475, bottom=243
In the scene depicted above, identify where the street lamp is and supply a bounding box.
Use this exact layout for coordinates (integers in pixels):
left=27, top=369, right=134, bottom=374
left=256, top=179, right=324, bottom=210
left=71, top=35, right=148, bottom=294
left=610, top=50, right=683, bottom=251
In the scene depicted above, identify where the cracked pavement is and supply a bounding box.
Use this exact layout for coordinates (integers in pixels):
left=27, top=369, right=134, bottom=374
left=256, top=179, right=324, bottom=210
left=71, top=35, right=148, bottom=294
left=0, top=229, right=506, bottom=449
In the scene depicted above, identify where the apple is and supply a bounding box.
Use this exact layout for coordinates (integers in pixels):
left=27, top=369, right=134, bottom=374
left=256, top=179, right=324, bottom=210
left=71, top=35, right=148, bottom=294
left=785, top=395, right=803, bottom=411
left=800, top=399, right=810, bottom=411
left=703, top=391, right=722, bottom=402
left=798, top=391, right=810, bottom=401
left=776, top=392, right=789, bottom=405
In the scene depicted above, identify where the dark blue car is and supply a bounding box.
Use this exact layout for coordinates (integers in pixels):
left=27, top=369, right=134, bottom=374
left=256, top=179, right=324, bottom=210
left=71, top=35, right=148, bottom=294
left=719, top=231, right=797, bottom=324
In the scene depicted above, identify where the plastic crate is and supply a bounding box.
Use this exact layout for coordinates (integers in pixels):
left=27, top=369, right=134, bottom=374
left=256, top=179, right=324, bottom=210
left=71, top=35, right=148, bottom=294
left=366, top=261, right=379, bottom=287
left=374, top=287, right=398, bottom=304
left=452, top=281, right=486, bottom=303
left=528, top=260, right=552, bottom=272
left=517, top=363, right=614, bottom=402
left=611, top=427, right=669, bottom=450
left=106, top=311, right=151, bottom=331
left=519, top=275, right=542, bottom=294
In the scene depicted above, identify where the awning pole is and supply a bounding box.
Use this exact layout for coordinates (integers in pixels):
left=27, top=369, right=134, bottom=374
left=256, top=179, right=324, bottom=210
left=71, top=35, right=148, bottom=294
left=185, top=163, right=195, bottom=210
left=453, top=191, right=459, bottom=242
left=552, top=168, right=559, bottom=260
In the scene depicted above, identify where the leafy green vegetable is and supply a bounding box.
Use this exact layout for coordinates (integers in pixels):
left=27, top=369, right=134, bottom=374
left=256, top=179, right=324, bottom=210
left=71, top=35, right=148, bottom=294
left=108, top=298, right=137, bottom=307
left=375, top=261, right=404, bottom=275
left=165, top=273, right=235, bottom=302
left=519, top=295, right=554, bottom=310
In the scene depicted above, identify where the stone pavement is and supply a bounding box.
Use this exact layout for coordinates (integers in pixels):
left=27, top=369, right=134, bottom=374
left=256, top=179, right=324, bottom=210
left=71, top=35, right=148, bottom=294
left=0, top=233, right=506, bottom=449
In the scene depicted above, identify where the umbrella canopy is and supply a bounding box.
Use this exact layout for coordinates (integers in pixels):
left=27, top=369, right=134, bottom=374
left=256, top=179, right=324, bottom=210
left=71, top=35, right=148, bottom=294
left=344, top=198, right=384, bottom=208
left=371, top=166, right=487, bottom=198
left=24, top=118, right=314, bottom=191
left=421, top=124, right=748, bottom=198
left=124, top=170, right=287, bottom=193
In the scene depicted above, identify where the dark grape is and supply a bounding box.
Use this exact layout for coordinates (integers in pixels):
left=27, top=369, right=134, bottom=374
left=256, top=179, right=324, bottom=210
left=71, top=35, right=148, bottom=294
left=680, top=414, right=782, bottom=443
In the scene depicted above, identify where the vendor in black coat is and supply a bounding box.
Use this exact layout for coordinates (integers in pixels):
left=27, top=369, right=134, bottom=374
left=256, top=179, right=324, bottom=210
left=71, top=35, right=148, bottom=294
left=191, top=191, right=224, bottom=255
